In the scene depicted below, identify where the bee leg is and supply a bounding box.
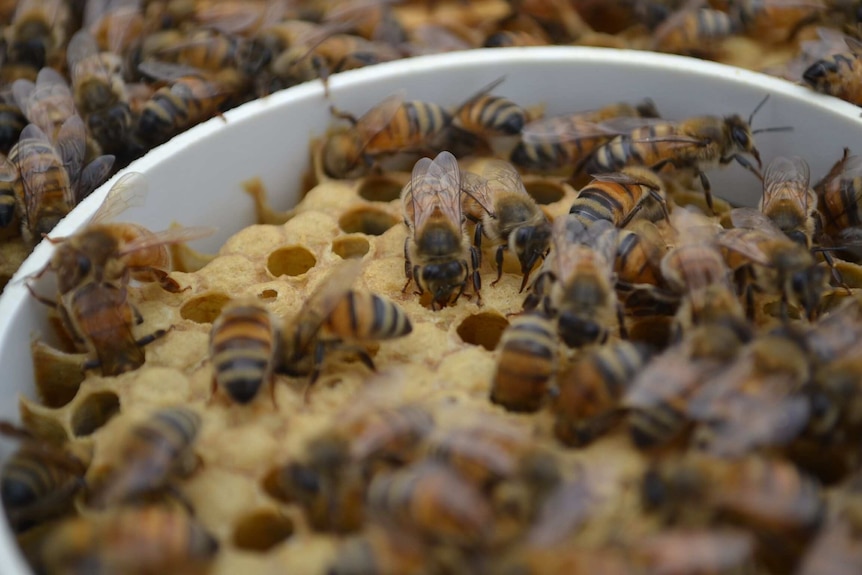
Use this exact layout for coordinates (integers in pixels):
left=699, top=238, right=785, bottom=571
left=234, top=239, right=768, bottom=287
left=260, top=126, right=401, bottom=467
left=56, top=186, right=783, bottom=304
left=304, top=341, right=329, bottom=403
left=473, top=222, right=484, bottom=266
left=469, top=250, right=483, bottom=306
left=329, top=105, right=358, bottom=126
left=616, top=302, right=628, bottom=339
left=492, top=246, right=506, bottom=287
left=135, top=328, right=168, bottom=349
left=820, top=250, right=850, bottom=293
left=402, top=239, right=414, bottom=293
left=695, top=169, right=717, bottom=216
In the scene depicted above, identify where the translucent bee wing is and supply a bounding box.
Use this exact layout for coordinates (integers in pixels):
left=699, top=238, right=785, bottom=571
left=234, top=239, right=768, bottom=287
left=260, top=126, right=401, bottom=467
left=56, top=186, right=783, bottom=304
left=520, top=117, right=621, bottom=145
left=90, top=172, right=148, bottom=224
left=118, top=226, right=217, bottom=257
left=354, top=92, right=405, bottom=149
left=14, top=124, right=66, bottom=229
left=55, top=115, right=87, bottom=194
left=527, top=477, right=593, bottom=548
left=482, top=159, right=528, bottom=197
left=846, top=35, right=862, bottom=57
left=84, top=0, right=141, bottom=29
left=76, top=155, right=116, bottom=203
left=459, top=170, right=495, bottom=219
left=717, top=228, right=774, bottom=267
left=729, top=207, right=787, bottom=240
left=10, top=79, right=36, bottom=120
left=138, top=60, right=206, bottom=82
left=0, top=154, right=18, bottom=183
left=408, top=151, right=462, bottom=235
left=67, top=29, right=101, bottom=82
left=839, top=154, right=862, bottom=181
left=26, top=68, right=76, bottom=138
left=761, top=156, right=811, bottom=214
left=293, top=259, right=365, bottom=352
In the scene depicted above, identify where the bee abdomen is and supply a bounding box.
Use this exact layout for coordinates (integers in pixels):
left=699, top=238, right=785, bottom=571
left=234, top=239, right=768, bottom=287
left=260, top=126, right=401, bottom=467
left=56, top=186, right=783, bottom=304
left=327, top=291, right=412, bottom=341
left=459, top=95, right=526, bottom=136
left=211, top=305, right=277, bottom=403
left=134, top=407, right=201, bottom=457
left=628, top=406, right=687, bottom=449
left=491, top=314, right=557, bottom=413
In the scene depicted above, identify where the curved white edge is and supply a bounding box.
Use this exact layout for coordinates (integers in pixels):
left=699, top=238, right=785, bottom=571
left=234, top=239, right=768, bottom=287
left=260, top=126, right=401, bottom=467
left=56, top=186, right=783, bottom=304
left=0, top=46, right=860, bottom=574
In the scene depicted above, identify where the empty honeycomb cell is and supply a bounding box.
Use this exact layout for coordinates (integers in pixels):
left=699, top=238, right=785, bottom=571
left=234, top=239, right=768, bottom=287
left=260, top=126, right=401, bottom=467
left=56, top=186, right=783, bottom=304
left=258, top=289, right=278, bottom=301
left=232, top=509, right=295, bottom=552
left=180, top=292, right=231, bottom=324
left=357, top=176, right=403, bottom=202
left=267, top=246, right=317, bottom=277
left=332, top=235, right=370, bottom=259
left=456, top=312, right=510, bottom=351
left=524, top=180, right=566, bottom=205
left=71, top=392, right=121, bottom=437
left=338, top=207, right=399, bottom=236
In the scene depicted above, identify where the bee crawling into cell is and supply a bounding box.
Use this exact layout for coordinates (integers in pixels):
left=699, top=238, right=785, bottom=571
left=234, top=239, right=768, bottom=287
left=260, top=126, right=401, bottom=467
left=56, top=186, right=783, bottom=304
left=280, top=259, right=413, bottom=396
left=402, top=150, right=481, bottom=310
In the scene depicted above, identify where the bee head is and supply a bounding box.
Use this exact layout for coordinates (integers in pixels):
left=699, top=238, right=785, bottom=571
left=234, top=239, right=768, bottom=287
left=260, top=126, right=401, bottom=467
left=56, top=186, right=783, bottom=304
left=421, top=260, right=466, bottom=309
left=790, top=265, right=825, bottom=321
left=512, top=222, right=551, bottom=278
left=322, top=133, right=365, bottom=179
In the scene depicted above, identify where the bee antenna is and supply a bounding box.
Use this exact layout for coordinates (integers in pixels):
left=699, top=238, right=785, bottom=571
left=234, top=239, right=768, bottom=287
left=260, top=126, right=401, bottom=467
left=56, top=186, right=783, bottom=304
left=752, top=126, right=794, bottom=135
left=748, top=94, right=770, bottom=126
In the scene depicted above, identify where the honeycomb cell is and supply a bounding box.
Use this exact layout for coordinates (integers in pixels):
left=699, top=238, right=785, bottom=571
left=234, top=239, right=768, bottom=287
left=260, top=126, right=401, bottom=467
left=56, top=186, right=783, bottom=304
left=267, top=246, right=317, bottom=277
left=258, top=289, right=278, bottom=301
left=71, top=391, right=121, bottom=437
left=357, top=176, right=403, bottom=202
left=338, top=207, right=399, bottom=236
left=456, top=312, right=510, bottom=351
left=232, top=509, right=295, bottom=552
left=180, top=292, right=231, bottom=323
left=524, top=180, right=566, bottom=205
left=332, top=236, right=370, bottom=259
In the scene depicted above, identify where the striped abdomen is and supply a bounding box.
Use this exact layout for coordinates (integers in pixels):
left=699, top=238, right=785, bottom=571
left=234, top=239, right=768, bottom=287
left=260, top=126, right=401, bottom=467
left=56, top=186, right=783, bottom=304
left=366, top=101, right=451, bottom=155
left=456, top=94, right=526, bottom=137
left=1, top=447, right=82, bottom=531
left=803, top=54, right=862, bottom=104
left=9, top=137, right=72, bottom=239
left=324, top=290, right=412, bottom=342
left=491, top=313, right=557, bottom=413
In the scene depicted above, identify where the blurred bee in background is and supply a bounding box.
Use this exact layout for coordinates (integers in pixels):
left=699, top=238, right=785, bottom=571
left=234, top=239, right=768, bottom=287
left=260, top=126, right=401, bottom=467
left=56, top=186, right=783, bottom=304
left=815, top=147, right=862, bottom=243
left=553, top=340, right=653, bottom=447
left=84, top=0, right=146, bottom=59
left=149, top=27, right=245, bottom=74
left=0, top=421, right=88, bottom=533
left=0, top=92, right=27, bottom=155
left=584, top=96, right=787, bottom=213
left=136, top=60, right=246, bottom=146
left=366, top=461, right=494, bottom=547
left=322, top=93, right=452, bottom=179
left=650, top=2, right=740, bottom=58
left=41, top=505, right=219, bottom=575
left=801, top=32, right=862, bottom=106
left=12, top=67, right=79, bottom=144
left=661, top=207, right=745, bottom=334
left=209, top=299, right=282, bottom=406
left=568, top=166, right=670, bottom=229
left=0, top=155, right=19, bottom=235
left=510, top=99, right=660, bottom=173
left=461, top=160, right=551, bottom=291
left=635, top=528, right=757, bottom=575
left=328, top=527, right=430, bottom=575
left=281, top=259, right=413, bottom=388
left=3, top=0, right=72, bottom=78
left=402, top=151, right=480, bottom=309
left=86, top=406, right=201, bottom=509
left=67, top=30, right=137, bottom=156
left=720, top=208, right=826, bottom=320
left=758, top=156, right=820, bottom=249
left=490, top=311, right=557, bottom=413
left=525, top=217, right=622, bottom=348
left=9, top=118, right=114, bottom=245
left=729, top=0, right=827, bottom=43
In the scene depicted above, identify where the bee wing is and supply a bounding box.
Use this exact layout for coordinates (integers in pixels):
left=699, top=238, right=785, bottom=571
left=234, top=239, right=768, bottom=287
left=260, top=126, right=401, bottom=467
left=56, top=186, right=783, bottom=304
left=761, top=156, right=811, bottom=213
left=14, top=124, right=62, bottom=227
left=294, top=259, right=365, bottom=350
left=138, top=60, right=206, bottom=82
left=408, top=151, right=462, bottom=234
left=26, top=68, right=76, bottom=138
left=90, top=172, right=148, bottom=224
left=10, top=79, right=36, bottom=121
left=717, top=228, right=774, bottom=267
left=354, top=92, right=405, bottom=146
left=84, top=0, right=141, bottom=28
left=671, top=205, right=722, bottom=243
left=587, top=170, right=660, bottom=188
left=846, top=35, right=862, bottom=57
left=839, top=154, right=862, bottom=181
left=520, top=117, right=621, bottom=145
left=67, top=29, right=101, bottom=84
left=527, top=478, right=593, bottom=548
left=482, top=159, right=528, bottom=197
left=76, top=155, right=116, bottom=203
left=460, top=170, right=495, bottom=218
left=451, top=76, right=506, bottom=115
left=0, top=155, right=17, bottom=183
left=55, top=115, right=86, bottom=192
left=729, top=207, right=787, bottom=239
left=118, top=226, right=217, bottom=257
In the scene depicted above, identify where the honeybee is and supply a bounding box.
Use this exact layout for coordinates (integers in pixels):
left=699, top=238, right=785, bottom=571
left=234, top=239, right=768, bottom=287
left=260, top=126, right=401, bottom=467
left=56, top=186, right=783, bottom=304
left=0, top=154, right=19, bottom=233
left=0, top=422, right=88, bottom=532
left=66, top=29, right=135, bottom=155
left=276, top=434, right=366, bottom=533
left=720, top=207, right=825, bottom=320
left=553, top=340, right=653, bottom=447
left=801, top=32, right=862, bottom=105
left=322, top=93, right=452, bottom=179
left=569, top=166, right=670, bottom=229
left=281, top=259, right=413, bottom=386
left=643, top=454, right=823, bottom=570
left=402, top=151, right=480, bottom=310
left=42, top=506, right=219, bottom=575
left=86, top=406, right=201, bottom=509
left=452, top=77, right=528, bottom=139
left=815, top=148, right=862, bottom=241
left=510, top=99, right=660, bottom=172
left=337, top=402, right=435, bottom=471
left=526, top=216, right=621, bottom=348
left=11, top=67, right=78, bottom=144
left=3, top=0, right=72, bottom=73
left=491, top=311, right=557, bottom=413
left=730, top=0, right=827, bottom=43
left=84, top=0, right=146, bottom=58
left=152, top=27, right=245, bottom=73
left=483, top=29, right=549, bottom=48
left=584, top=97, right=784, bottom=213
left=328, top=527, right=430, bottom=575
left=366, top=461, right=493, bottom=546
left=661, top=207, right=745, bottom=334
left=137, top=60, right=244, bottom=145
left=209, top=299, right=282, bottom=405
left=461, top=160, right=551, bottom=291
left=651, top=5, right=739, bottom=57
left=758, top=156, right=819, bottom=248
left=30, top=172, right=214, bottom=295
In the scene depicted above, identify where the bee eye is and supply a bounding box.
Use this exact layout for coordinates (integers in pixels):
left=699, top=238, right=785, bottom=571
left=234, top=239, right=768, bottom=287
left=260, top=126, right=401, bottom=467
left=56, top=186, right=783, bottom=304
left=76, top=255, right=91, bottom=276
left=515, top=227, right=532, bottom=247
left=732, top=126, right=750, bottom=148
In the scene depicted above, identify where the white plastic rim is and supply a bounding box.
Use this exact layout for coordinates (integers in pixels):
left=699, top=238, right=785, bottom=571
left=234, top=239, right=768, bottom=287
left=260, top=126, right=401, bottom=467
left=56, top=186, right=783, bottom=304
left=1, top=46, right=861, bottom=571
